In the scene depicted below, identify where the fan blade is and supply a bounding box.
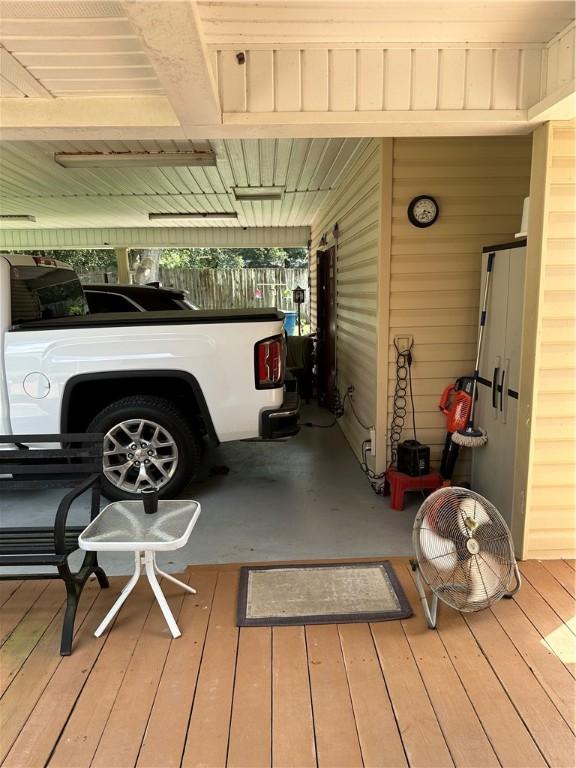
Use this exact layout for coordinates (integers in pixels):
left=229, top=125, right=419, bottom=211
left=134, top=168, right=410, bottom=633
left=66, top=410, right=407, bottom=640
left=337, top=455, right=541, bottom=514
left=418, top=528, right=459, bottom=570
left=466, top=552, right=504, bottom=607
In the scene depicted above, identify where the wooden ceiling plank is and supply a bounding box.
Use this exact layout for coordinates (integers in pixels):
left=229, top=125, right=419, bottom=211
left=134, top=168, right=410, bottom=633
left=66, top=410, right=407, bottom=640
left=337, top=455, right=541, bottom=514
left=273, top=139, right=293, bottom=187
left=241, top=139, right=261, bottom=187
left=5, top=38, right=144, bottom=54
left=259, top=139, right=276, bottom=188
left=0, top=18, right=135, bottom=37
left=0, top=45, right=53, bottom=98
left=0, top=75, right=24, bottom=97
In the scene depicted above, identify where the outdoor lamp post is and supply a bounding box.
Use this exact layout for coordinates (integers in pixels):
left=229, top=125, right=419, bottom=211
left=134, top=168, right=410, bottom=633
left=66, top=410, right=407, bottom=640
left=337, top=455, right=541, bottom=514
left=293, top=286, right=306, bottom=336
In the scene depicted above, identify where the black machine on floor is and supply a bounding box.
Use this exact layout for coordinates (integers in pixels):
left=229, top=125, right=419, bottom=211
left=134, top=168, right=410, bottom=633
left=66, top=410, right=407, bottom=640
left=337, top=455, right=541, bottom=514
left=397, top=440, right=430, bottom=477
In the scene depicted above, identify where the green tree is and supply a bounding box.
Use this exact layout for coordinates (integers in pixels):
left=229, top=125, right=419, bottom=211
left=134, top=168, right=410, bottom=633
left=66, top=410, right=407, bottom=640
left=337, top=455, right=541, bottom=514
left=155, top=248, right=244, bottom=269
left=4, top=249, right=116, bottom=272
left=5, top=246, right=309, bottom=272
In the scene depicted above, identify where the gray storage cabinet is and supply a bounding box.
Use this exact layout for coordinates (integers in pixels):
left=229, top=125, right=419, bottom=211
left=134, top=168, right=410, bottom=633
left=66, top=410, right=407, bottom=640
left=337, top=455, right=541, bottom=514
left=472, top=239, right=527, bottom=526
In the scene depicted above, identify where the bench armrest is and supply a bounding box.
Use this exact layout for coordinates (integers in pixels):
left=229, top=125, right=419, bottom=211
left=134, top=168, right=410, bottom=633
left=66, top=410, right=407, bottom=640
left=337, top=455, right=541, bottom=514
left=54, top=473, right=102, bottom=554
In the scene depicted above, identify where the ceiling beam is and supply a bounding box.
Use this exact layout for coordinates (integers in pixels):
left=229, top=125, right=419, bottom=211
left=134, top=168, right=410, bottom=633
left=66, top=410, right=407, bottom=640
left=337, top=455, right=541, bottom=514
left=0, top=226, right=310, bottom=250
left=528, top=80, right=576, bottom=122
left=0, top=101, right=531, bottom=140
left=0, top=95, right=183, bottom=140
left=122, top=0, right=221, bottom=127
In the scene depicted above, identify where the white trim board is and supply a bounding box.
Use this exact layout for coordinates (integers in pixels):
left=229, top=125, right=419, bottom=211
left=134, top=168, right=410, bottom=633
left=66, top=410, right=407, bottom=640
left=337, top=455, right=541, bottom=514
left=0, top=226, right=311, bottom=250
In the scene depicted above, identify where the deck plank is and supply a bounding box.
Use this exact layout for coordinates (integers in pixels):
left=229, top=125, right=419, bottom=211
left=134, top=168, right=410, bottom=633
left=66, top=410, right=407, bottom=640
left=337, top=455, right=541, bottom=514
left=519, top=561, right=576, bottom=633
left=228, top=627, right=272, bottom=768
left=432, top=607, right=546, bottom=766
left=0, top=580, right=101, bottom=764
left=136, top=570, right=218, bottom=768
left=491, top=595, right=576, bottom=731
left=564, top=560, right=576, bottom=571
left=271, top=626, right=316, bottom=768
left=0, top=581, right=23, bottom=609
left=513, top=575, right=576, bottom=677
left=0, top=582, right=64, bottom=696
left=464, top=607, right=576, bottom=766
left=306, top=624, right=363, bottom=768
left=338, top=622, right=407, bottom=768
left=90, top=578, right=188, bottom=768
left=542, top=560, right=576, bottom=599
left=49, top=579, right=155, bottom=768
left=181, top=571, right=240, bottom=768
left=396, top=566, right=499, bottom=768
left=0, top=581, right=49, bottom=647
left=3, top=586, right=121, bottom=768
left=371, top=618, right=454, bottom=767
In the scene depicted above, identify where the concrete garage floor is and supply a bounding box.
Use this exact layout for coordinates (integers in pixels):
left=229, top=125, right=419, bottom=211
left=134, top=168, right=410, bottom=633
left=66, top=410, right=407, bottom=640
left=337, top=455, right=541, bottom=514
left=0, top=406, right=417, bottom=576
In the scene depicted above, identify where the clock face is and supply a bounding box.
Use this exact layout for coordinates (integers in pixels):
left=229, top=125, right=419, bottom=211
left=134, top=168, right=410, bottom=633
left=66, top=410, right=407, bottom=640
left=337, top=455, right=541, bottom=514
left=408, top=196, right=439, bottom=227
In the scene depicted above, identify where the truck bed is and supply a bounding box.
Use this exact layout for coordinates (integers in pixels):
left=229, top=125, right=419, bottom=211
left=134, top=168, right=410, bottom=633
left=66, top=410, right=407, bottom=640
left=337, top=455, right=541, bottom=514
left=11, top=307, right=285, bottom=331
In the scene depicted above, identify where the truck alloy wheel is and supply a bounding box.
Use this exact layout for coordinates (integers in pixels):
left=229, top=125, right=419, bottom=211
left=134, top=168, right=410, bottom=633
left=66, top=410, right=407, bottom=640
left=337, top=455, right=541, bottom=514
left=103, top=418, right=178, bottom=494
left=87, top=395, right=203, bottom=500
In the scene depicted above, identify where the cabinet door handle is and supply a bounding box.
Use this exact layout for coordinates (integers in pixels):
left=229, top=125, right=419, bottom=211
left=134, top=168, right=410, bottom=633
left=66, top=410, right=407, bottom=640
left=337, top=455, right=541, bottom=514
left=501, top=358, right=510, bottom=423
left=499, top=368, right=506, bottom=411
left=492, top=366, right=499, bottom=409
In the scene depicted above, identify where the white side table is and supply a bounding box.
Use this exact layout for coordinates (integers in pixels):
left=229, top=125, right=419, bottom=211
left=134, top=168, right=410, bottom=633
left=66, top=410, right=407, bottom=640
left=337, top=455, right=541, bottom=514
left=79, top=499, right=201, bottom=639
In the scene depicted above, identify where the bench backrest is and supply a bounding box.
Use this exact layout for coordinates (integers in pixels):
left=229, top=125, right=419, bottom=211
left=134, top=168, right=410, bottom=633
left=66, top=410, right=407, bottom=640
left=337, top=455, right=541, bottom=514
left=0, top=433, right=103, bottom=491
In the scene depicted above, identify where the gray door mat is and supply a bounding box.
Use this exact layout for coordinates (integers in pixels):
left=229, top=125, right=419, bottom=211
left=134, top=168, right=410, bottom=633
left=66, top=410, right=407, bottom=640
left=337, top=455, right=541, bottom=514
left=237, top=561, right=412, bottom=627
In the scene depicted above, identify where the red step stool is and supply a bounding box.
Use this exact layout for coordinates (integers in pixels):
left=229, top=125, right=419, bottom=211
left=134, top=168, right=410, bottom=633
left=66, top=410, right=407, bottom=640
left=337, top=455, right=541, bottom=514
left=386, top=468, right=445, bottom=511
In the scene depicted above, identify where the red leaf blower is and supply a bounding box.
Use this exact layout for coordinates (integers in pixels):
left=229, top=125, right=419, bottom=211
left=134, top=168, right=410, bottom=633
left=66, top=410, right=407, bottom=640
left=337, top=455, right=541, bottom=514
left=439, top=377, right=474, bottom=481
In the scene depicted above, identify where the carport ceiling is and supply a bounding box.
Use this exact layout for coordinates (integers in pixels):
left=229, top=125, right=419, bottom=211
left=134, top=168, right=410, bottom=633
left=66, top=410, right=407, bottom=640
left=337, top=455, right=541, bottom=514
left=0, top=137, right=366, bottom=229
left=1, top=1, right=573, bottom=140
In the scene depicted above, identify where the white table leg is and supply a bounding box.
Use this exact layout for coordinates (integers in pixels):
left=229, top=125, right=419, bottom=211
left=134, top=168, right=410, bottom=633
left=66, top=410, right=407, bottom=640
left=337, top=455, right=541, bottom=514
left=153, top=554, right=196, bottom=594
left=94, top=551, right=142, bottom=638
left=144, top=551, right=181, bottom=639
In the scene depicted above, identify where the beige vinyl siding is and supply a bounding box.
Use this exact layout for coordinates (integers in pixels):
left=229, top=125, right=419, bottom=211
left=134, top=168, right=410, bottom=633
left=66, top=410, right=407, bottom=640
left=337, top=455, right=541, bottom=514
left=523, top=121, right=576, bottom=559
left=310, top=139, right=381, bottom=462
left=388, top=137, right=532, bottom=480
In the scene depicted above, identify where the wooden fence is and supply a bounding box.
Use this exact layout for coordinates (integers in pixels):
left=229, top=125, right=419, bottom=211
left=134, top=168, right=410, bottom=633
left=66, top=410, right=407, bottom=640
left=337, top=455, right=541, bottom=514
left=79, top=267, right=310, bottom=319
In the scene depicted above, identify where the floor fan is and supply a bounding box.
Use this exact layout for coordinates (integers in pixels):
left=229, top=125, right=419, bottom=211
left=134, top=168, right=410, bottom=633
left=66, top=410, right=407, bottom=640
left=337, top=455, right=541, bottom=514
left=411, top=487, right=521, bottom=628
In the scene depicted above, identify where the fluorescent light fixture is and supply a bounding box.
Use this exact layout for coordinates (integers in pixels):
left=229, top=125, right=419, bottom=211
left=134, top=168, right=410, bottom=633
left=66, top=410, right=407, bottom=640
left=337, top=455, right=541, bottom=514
left=54, top=151, right=216, bottom=168
left=148, top=212, right=238, bottom=221
left=233, top=186, right=284, bottom=201
left=0, top=214, right=36, bottom=222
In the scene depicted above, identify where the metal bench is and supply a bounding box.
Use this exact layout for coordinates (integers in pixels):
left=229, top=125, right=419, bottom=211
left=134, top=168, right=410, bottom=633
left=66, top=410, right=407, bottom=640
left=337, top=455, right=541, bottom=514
left=0, top=433, right=109, bottom=655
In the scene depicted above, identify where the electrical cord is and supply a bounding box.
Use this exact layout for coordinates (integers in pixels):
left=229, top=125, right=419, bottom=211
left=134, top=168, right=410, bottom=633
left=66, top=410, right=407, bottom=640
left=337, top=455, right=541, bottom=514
left=360, top=439, right=387, bottom=495
left=300, top=383, right=370, bottom=430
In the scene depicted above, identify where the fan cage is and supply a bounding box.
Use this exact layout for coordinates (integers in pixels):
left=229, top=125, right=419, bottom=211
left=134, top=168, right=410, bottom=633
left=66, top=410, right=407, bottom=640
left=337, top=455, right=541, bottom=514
left=413, top=487, right=516, bottom=612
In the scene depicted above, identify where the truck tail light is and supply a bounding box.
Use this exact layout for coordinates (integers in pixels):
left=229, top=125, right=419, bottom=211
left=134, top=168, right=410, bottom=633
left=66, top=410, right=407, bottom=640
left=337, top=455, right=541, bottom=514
left=255, top=335, right=285, bottom=389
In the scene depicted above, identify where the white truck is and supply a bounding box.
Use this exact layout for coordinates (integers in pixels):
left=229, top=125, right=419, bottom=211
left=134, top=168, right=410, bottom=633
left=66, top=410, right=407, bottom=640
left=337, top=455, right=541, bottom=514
left=0, top=254, right=299, bottom=500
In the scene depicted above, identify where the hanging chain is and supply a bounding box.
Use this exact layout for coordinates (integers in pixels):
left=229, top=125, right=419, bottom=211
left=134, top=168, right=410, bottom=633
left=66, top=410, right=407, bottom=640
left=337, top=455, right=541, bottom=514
left=389, top=339, right=413, bottom=467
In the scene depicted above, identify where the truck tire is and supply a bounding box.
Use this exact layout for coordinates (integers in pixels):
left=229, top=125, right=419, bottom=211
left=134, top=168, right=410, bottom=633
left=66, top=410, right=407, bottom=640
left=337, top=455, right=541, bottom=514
left=86, top=395, right=203, bottom=501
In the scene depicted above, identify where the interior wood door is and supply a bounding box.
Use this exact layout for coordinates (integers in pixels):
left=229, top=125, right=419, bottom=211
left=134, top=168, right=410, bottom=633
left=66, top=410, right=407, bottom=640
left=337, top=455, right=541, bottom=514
left=316, top=246, right=336, bottom=407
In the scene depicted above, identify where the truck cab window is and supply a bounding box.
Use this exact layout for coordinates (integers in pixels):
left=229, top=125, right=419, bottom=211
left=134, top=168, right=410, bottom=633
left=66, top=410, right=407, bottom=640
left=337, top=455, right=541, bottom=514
left=10, top=266, right=89, bottom=325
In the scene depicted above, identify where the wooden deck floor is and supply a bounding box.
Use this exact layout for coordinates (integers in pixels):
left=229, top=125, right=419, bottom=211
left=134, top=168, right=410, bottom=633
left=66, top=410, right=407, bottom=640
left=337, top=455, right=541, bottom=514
left=1, top=558, right=574, bottom=768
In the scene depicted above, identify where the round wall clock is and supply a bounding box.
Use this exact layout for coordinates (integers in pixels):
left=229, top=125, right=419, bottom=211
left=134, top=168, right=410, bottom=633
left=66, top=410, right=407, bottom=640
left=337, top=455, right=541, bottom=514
left=407, top=195, right=439, bottom=228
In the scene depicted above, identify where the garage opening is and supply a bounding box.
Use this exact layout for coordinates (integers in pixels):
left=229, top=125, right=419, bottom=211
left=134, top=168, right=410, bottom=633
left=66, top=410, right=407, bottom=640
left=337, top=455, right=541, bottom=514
left=1, top=132, right=557, bottom=571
